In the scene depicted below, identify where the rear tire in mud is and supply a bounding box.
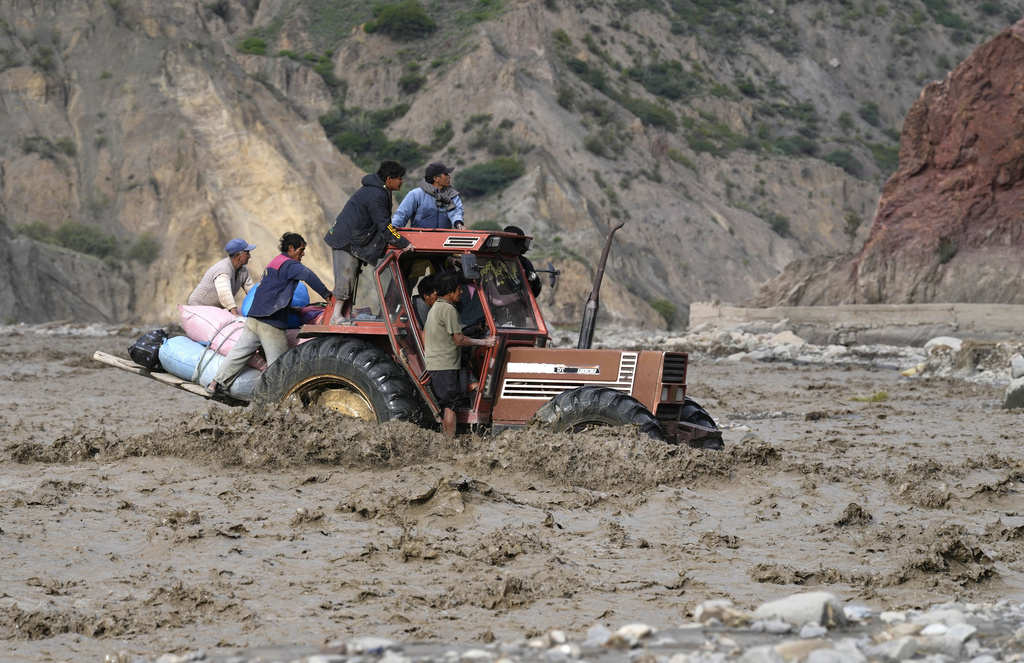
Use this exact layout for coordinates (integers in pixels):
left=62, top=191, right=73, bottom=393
left=532, top=386, right=665, bottom=441
left=253, top=337, right=423, bottom=423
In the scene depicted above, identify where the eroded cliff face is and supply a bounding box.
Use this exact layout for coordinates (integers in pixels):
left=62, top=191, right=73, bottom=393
left=0, top=0, right=1011, bottom=327
left=0, top=0, right=352, bottom=324
left=749, top=19, right=1024, bottom=308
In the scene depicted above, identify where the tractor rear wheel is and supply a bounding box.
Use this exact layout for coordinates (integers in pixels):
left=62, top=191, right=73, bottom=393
left=253, top=337, right=423, bottom=423
left=532, top=386, right=665, bottom=441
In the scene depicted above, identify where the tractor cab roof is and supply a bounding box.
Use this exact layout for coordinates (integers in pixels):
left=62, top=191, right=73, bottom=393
left=394, top=227, right=531, bottom=256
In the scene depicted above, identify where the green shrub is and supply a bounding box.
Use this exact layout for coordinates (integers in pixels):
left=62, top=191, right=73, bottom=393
left=583, top=128, right=626, bottom=158
left=837, top=111, right=854, bottom=134
left=867, top=142, right=899, bottom=176
left=127, top=232, right=160, bottom=265
left=668, top=149, right=696, bottom=171
left=844, top=210, right=863, bottom=239
left=462, top=113, right=493, bottom=132
left=938, top=238, right=957, bottom=263
left=53, top=222, right=120, bottom=258
left=386, top=138, right=426, bottom=166
left=858, top=101, right=881, bottom=127
left=238, top=37, right=267, bottom=55
left=470, top=219, right=503, bottom=231
left=764, top=211, right=791, bottom=237
left=458, top=158, right=525, bottom=197
left=457, top=0, right=505, bottom=27
left=21, top=135, right=58, bottom=159
left=625, top=61, right=699, bottom=101
left=825, top=149, right=865, bottom=177
left=773, top=135, right=818, bottom=156
left=648, top=298, right=677, bottom=326
left=371, top=1, right=437, bottom=41
left=397, top=72, right=427, bottom=93
left=320, top=104, right=424, bottom=170
left=621, top=96, right=677, bottom=130
left=734, top=77, right=758, bottom=98
left=14, top=221, right=54, bottom=242
left=431, top=121, right=454, bottom=150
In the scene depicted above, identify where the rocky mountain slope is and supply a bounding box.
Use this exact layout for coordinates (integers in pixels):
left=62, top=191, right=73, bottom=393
left=747, top=17, right=1024, bottom=308
left=0, top=0, right=1018, bottom=327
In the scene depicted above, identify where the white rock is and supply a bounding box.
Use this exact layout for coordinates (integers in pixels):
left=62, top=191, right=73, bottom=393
left=740, top=645, right=786, bottom=663
left=751, top=620, right=794, bottom=634
left=582, top=624, right=611, bottom=647
left=617, top=623, right=654, bottom=639
left=946, top=623, right=978, bottom=642
left=920, top=624, right=949, bottom=636
left=753, top=591, right=847, bottom=627
left=866, top=635, right=920, bottom=661
left=913, top=609, right=967, bottom=626
left=1011, top=353, right=1024, bottom=379
left=833, top=638, right=869, bottom=663
left=925, top=337, right=963, bottom=353
left=380, top=652, right=411, bottom=663
left=843, top=605, right=873, bottom=622
left=772, top=331, right=806, bottom=347
left=800, top=624, right=829, bottom=638
left=880, top=611, right=908, bottom=624
left=968, top=655, right=997, bottom=663
left=347, top=637, right=401, bottom=655
left=550, top=643, right=581, bottom=659
left=806, top=651, right=858, bottom=663
left=549, top=630, right=567, bottom=645
left=828, top=58, right=841, bottom=68
left=307, top=656, right=347, bottom=663
left=1002, top=376, right=1024, bottom=409
left=461, top=650, right=494, bottom=662
left=918, top=635, right=964, bottom=659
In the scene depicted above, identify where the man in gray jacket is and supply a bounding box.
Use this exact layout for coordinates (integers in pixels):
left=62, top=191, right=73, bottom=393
left=324, top=160, right=413, bottom=324
left=187, top=238, right=256, bottom=316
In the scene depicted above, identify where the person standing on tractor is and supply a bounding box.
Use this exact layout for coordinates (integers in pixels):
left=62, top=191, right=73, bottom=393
left=391, top=162, right=466, bottom=230
left=424, top=272, right=497, bottom=420
left=187, top=238, right=256, bottom=316
left=325, top=160, right=413, bottom=325
left=207, top=233, right=332, bottom=396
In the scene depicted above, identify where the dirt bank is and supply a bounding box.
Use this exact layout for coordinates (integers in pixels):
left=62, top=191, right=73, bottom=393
left=1, top=327, right=1021, bottom=662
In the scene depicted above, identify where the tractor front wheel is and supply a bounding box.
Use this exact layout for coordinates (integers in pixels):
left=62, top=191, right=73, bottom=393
left=531, top=386, right=665, bottom=441
left=253, top=337, right=423, bottom=423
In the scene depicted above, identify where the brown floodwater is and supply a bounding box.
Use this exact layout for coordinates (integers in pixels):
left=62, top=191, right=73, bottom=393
left=0, top=329, right=1020, bottom=662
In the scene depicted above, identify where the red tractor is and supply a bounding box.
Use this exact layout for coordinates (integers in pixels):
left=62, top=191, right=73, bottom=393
left=249, top=225, right=722, bottom=448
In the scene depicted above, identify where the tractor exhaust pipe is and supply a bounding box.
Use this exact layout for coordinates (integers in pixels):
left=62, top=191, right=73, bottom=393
left=577, top=221, right=625, bottom=349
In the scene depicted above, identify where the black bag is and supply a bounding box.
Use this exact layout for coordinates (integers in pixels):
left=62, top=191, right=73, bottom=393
left=128, top=329, right=170, bottom=370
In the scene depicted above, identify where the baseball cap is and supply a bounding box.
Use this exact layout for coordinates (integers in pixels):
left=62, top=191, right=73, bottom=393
left=225, top=238, right=256, bottom=254
left=425, top=162, right=455, bottom=180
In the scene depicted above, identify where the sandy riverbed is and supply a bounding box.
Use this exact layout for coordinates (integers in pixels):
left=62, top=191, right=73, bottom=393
left=1, top=327, right=1021, bottom=662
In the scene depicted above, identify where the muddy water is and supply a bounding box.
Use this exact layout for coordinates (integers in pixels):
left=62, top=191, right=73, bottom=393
left=1, top=329, right=1022, bottom=662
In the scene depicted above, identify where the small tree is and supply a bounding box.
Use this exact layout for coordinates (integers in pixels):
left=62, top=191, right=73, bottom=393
left=369, top=1, right=437, bottom=41
left=458, top=158, right=525, bottom=197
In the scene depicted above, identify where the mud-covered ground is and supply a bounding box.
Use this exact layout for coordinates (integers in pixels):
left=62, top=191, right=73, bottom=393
left=1, top=326, right=1022, bottom=662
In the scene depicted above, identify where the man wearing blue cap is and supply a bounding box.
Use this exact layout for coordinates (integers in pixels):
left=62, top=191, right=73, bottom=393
left=187, top=238, right=256, bottom=316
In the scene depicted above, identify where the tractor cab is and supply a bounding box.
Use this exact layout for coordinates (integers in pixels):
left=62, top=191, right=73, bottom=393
left=307, top=227, right=548, bottom=426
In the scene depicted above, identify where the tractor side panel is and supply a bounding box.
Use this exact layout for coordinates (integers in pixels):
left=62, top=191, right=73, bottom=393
left=491, top=348, right=670, bottom=426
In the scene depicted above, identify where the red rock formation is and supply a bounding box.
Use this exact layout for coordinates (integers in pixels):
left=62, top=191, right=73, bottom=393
left=748, top=19, right=1024, bottom=307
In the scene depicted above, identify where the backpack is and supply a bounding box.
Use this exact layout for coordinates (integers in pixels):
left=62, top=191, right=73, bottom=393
left=128, top=329, right=170, bottom=370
